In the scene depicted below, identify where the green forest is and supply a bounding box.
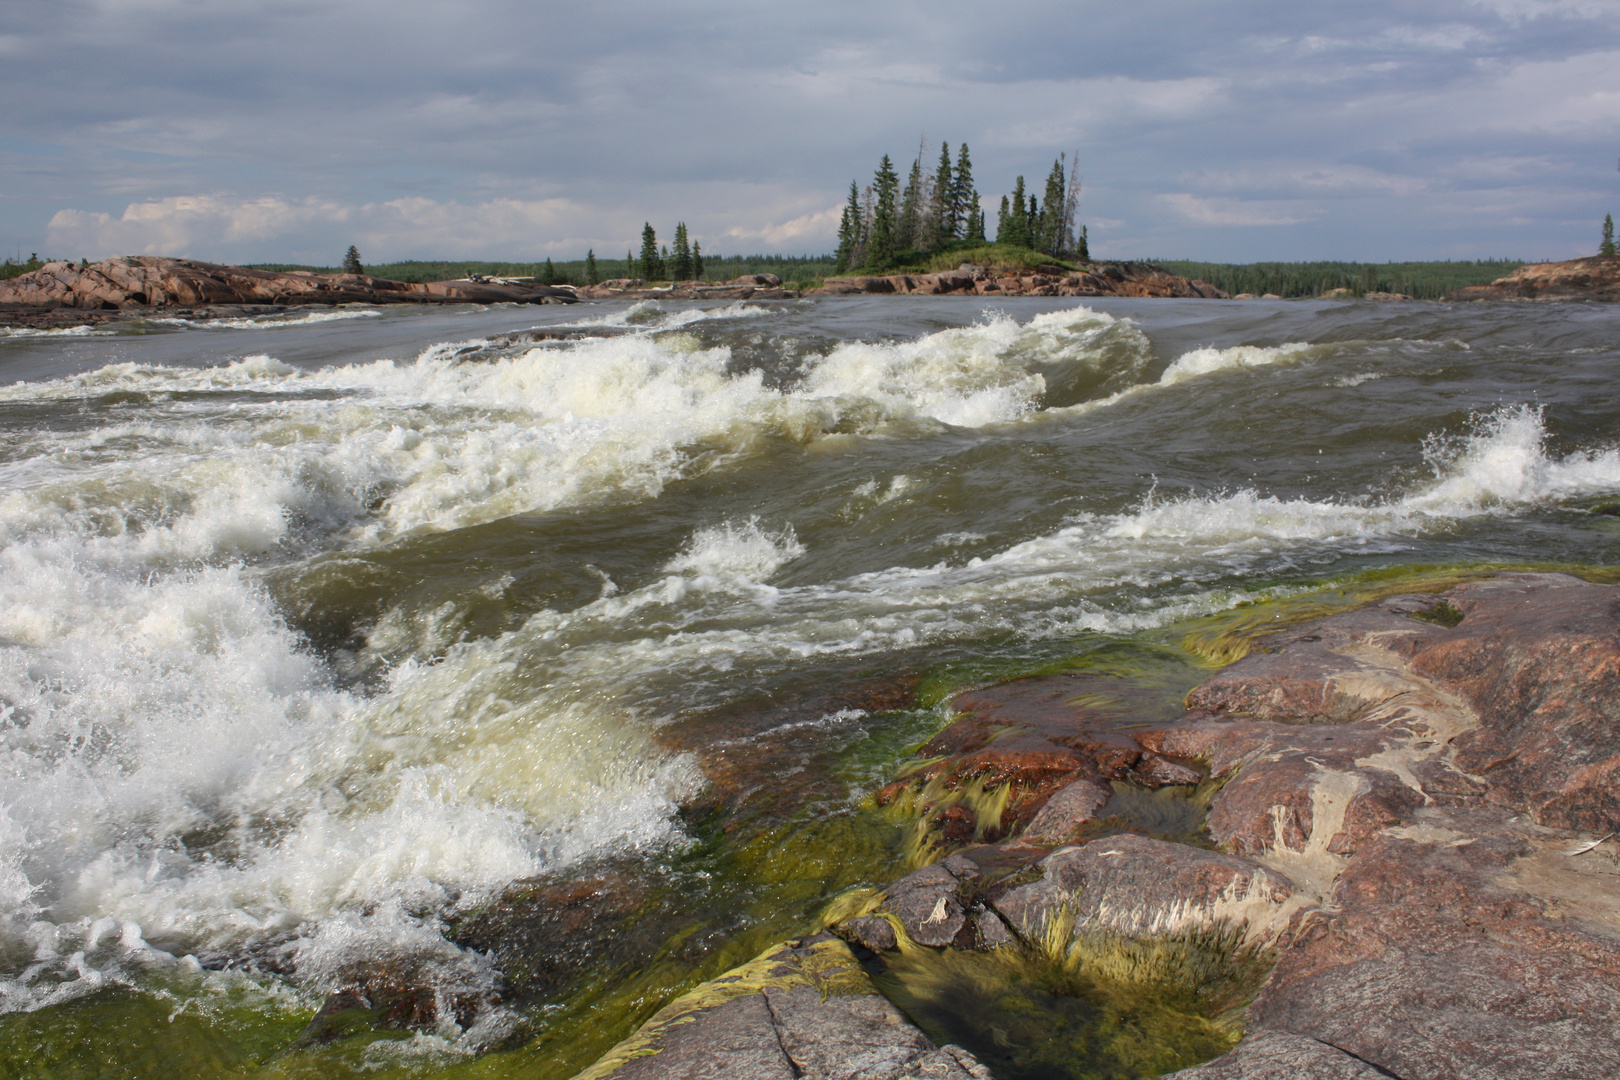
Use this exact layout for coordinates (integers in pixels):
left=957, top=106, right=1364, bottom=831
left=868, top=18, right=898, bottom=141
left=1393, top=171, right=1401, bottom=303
left=1155, top=259, right=1526, bottom=300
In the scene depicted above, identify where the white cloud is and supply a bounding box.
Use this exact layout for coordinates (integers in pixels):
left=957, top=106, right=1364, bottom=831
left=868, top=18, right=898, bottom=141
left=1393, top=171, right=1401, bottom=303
left=1159, top=194, right=1315, bottom=227
left=722, top=205, right=841, bottom=247
left=45, top=194, right=591, bottom=261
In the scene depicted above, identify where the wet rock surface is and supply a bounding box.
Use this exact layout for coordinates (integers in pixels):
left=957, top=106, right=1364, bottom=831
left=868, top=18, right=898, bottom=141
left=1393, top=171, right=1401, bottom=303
left=829, top=572, right=1620, bottom=1079
left=574, top=935, right=992, bottom=1080
left=812, top=262, right=1226, bottom=299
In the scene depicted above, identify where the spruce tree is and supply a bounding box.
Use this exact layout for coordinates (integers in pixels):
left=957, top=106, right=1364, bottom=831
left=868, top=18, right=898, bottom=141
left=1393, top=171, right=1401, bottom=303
left=1011, top=178, right=1032, bottom=249
left=626, top=249, right=636, bottom=280
left=541, top=257, right=557, bottom=285
left=1038, top=157, right=1067, bottom=257
left=342, top=245, right=363, bottom=274
left=950, top=144, right=975, bottom=243
left=868, top=155, right=900, bottom=270
left=660, top=244, right=671, bottom=281
left=836, top=181, right=864, bottom=270
left=930, top=142, right=956, bottom=247
left=1077, top=225, right=1090, bottom=263
left=1603, top=213, right=1616, bottom=258
left=996, top=195, right=1011, bottom=244
left=966, top=200, right=985, bottom=243
left=898, top=154, right=924, bottom=251
left=639, top=223, right=661, bottom=280
left=671, top=223, right=694, bottom=281
left=586, top=249, right=600, bottom=285
left=692, top=242, right=703, bottom=280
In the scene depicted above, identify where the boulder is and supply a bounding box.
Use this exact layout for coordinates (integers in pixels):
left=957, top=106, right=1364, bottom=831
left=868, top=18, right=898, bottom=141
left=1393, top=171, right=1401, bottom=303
left=573, top=935, right=992, bottom=1080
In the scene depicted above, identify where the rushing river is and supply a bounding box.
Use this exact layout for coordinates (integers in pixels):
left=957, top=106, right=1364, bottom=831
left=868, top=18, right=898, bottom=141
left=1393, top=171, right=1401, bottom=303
left=0, top=295, right=1617, bottom=1077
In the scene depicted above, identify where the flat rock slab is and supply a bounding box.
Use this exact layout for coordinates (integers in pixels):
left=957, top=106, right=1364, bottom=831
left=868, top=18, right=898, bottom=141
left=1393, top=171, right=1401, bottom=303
left=1163, top=1030, right=1395, bottom=1079
left=574, top=935, right=991, bottom=1080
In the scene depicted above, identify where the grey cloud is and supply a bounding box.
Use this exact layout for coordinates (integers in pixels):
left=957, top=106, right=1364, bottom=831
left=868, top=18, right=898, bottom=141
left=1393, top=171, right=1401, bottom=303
left=3, top=1, right=1618, bottom=263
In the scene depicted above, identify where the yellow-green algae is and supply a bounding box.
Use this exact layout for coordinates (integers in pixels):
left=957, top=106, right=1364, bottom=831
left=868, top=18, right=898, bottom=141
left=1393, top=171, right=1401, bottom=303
left=863, top=902, right=1271, bottom=1080
left=571, top=936, right=872, bottom=1080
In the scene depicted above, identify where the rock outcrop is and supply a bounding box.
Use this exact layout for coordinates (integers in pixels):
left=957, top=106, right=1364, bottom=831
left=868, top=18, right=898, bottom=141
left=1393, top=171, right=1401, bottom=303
left=0, top=256, right=578, bottom=312
left=826, top=572, right=1620, bottom=1080
left=812, top=262, right=1226, bottom=299
left=575, top=274, right=800, bottom=301
left=1446, top=256, right=1620, bottom=301
left=573, top=935, right=992, bottom=1080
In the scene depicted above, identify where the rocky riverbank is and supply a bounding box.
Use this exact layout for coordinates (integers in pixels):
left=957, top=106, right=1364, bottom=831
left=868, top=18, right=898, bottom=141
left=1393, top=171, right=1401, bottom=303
left=813, top=262, right=1227, bottom=299
left=572, top=571, right=1620, bottom=1079
left=0, top=255, right=579, bottom=326
left=1446, top=255, right=1620, bottom=301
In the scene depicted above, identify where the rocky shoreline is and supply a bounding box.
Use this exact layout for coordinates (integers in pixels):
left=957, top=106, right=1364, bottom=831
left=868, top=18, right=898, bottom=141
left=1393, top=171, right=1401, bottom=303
left=0, top=255, right=581, bottom=328
left=0, top=257, right=1229, bottom=328
left=567, top=571, right=1620, bottom=1079
left=1446, top=255, right=1620, bottom=302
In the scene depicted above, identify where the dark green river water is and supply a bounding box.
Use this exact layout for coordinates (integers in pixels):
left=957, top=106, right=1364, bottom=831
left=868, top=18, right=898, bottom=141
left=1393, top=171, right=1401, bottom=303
left=0, top=295, right=1616, bottom=1077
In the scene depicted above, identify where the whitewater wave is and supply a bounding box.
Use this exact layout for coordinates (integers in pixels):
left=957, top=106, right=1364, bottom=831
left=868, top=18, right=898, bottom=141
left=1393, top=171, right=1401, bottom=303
left=2, top=293, right=1616, bottom=1020
left=147, top=308, right=384, bottom=330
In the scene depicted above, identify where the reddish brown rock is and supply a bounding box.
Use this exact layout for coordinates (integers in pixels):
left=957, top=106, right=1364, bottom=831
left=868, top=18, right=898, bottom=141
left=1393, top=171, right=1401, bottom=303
left=985, top=834, right=1297, bottom=949
left=0, top=256, right=578, bottom=313
left=1447, top=255, right=1620, bottom=301
left=830, top=572, right=1620, bottom=1079
left=812, top=262, right=1227, bottom=300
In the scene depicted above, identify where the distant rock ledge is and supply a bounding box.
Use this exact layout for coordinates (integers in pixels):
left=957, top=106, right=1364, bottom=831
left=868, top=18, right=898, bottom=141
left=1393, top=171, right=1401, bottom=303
left=0, top=257, right=1230, bottom=329
left=0, top=256, right=580, bottom=327
left=811, top=261, right=1227, bottom=299
left=1447, top=255, right=1620, bottom=301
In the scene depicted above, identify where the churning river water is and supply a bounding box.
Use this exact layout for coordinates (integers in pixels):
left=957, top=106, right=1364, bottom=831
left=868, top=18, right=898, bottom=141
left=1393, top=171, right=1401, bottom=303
left=0, top=295, right=1617, bottom=1077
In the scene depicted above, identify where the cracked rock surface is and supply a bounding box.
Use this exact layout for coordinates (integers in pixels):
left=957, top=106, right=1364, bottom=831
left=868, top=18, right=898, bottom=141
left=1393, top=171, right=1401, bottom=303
left=574, top=935, right=992, bottom=1080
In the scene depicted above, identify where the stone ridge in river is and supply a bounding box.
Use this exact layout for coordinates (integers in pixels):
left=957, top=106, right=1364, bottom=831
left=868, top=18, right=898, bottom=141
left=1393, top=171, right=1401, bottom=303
left=825, top=572, right=1619, bottom=1080
left=1446, top=255, right=1620, bottom=301
left=0, top=255, right=579, bottom=314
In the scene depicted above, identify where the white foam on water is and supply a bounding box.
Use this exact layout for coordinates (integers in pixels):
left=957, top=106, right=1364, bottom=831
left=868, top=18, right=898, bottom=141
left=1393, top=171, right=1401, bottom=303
left=0, top=324, right=113, bottom=338
left=147, top=308, right=384, bottom=330
left=2, top=293, right=1614, bottom=1027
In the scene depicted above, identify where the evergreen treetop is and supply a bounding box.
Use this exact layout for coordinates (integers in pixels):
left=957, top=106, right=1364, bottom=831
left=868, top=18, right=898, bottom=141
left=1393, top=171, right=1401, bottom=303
left=1603, top=213, right=1616, bottom=258
left=639, top=223, right=664, bottom=280
left=671, top=222, right=694, bottom=281
left=897, top=152, right=924, bottom=251
left=930, top=142, right=956, bottom=247
left=868, top=155, right=900, bottom=270
left=342, top=246, right=363, bottom=274
left=950, top=144, right=975, bottom=242
left=585, top=249, right=600, bottom=285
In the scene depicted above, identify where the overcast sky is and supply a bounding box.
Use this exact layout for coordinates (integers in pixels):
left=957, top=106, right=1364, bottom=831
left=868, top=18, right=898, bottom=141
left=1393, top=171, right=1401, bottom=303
left=3, top=0, right=1618, bottom=265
